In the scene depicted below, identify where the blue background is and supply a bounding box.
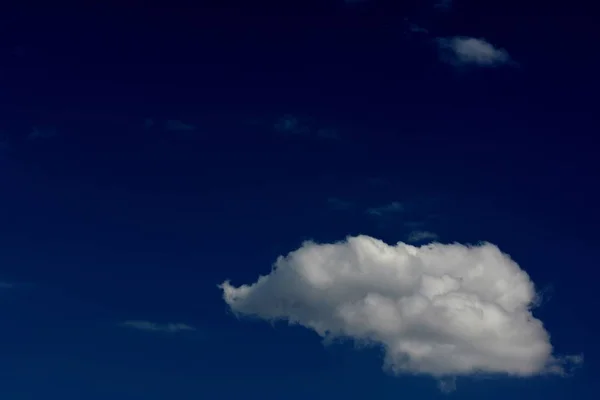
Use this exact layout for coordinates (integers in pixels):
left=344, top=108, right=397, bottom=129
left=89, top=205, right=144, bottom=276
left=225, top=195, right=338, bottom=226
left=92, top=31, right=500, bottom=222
left=0, top=2, right=597, bottom=398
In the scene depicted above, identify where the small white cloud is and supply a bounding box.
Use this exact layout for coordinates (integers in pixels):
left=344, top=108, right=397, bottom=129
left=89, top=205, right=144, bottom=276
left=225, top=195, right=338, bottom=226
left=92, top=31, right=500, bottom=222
left=407, top=230, right=439, bottom=243
left=220, top=235, right=580, bottom=387
left=121, top=320, right=196, bottom=333
left=437, top=37, right=512, bottom=67
left=165, top=120, right=196, bottom=132
left=366, top=201, right=404, bottom=216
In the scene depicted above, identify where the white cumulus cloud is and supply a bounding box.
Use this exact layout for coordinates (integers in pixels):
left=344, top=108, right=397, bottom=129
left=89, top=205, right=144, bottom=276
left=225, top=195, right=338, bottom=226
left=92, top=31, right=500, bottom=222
left=121, top=320, right=196, bottom=333
left=437, top=37, right=512, bottom=67
left=220, top=235, right=580, bottom=384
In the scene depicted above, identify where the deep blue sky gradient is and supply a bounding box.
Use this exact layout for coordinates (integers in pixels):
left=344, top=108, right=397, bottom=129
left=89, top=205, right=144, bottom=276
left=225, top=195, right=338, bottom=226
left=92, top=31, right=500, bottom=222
left=0, top=2, right=598, bottom=399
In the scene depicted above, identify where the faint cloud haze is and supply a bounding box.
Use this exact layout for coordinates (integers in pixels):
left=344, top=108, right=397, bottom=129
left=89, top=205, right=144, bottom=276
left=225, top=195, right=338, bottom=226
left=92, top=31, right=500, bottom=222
left=274, top=114, right=342, bottom=140
left=434, top=0, right=452, bottom=11
left=327, top=197, right=354, bottom=210
left=366, top=201, right=404, bottom=216
left=28, top=127, right=57, bottom=140
left=274, top=114, right=310, bottom=136
left=220, top=235, right=582, bottom=390
left=144, top=118, right=155, bottom=129
left=121, top=320, right=196, bottom=333
left=407, top=230, right=439, bottom=243
left=165, top=120, right=196, bottom=132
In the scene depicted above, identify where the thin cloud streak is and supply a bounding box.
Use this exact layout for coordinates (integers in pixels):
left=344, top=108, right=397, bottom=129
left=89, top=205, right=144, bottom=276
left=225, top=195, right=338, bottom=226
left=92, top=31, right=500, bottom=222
left=407, top=230, right=439, bottom=243
left=121, top=320, right=196, bottom=333
left=366, top=201, right=404, bottom=216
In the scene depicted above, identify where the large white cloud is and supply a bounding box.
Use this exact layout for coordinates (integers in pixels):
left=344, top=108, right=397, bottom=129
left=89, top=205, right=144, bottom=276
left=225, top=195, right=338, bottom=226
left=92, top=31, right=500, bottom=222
left=220, top=235, right=580, bottom=381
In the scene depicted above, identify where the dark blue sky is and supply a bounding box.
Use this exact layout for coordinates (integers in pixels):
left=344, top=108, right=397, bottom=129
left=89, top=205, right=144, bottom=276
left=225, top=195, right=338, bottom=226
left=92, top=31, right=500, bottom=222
left=0, top=2, right=597, bottom=399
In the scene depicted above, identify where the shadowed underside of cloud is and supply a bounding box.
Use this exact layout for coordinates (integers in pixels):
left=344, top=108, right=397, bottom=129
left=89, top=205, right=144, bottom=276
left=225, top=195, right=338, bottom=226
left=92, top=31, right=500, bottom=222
left=437, top=37, right=512, bottom=67
left=121, top=320, right=196, bottom=333
left=220, top=235, right=581, bottom=386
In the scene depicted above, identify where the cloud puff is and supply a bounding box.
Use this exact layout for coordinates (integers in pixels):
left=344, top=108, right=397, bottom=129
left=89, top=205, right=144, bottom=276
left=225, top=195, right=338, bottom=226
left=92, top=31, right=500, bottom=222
left=437, top=37, right=512, bottom=67
left=121, top=320, right=196, bottom=333
left=0, top=282, right=14, bottom=289
left=220, top=235, right=580, bottom=383
left=407, top=231, right=439, bottom=243
left=366, top=201, right=404, bottom=216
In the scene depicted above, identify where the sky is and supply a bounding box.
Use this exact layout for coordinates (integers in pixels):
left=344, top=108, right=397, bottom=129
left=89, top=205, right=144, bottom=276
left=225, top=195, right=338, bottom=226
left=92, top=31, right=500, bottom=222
left=0, top=1, right=598, bottom=399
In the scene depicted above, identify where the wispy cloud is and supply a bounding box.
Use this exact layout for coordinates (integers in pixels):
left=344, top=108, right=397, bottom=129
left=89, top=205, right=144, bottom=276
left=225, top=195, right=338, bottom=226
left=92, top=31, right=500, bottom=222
left=121, top=320, right=196, bottom=333
left=274, top=114, right=311, bottom=136
left=165, top=120, right=196, bottom=132
left=437, top=37, right=513, bottom=67
left=434, top=0, right=452, bottom=11
left=0, top=282, right=14, bottom=289
left=407, top=22, right=429, bottom=34
left=407, top=230, right=439, bottom=243
left=366, top=201, right=404, bottom=217
left=274, top=114, right=341, bottom=140
left=367, top=177, right=388, bottom=186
